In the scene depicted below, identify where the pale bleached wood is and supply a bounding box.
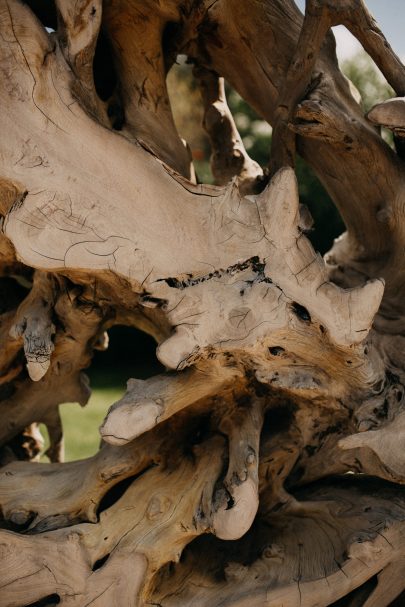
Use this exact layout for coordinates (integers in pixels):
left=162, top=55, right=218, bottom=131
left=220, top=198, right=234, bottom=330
left=368, top=97, right=405, bottom=135
left=195, top=66, right=263, bottom=193
left=187, top=0, right=405, bottom=296
left=0, top=0, right=385, bottom=358
left=362, top=560, right=405, bottom=607
left=55, top=0, right=108, bottom=125
left=212, top=397, right=263, bottom=540
left=100, top=362, right=244, bottom=445
left=0, top=433, right=156, bottom=530
left=339, top=409, right=405, bottom=483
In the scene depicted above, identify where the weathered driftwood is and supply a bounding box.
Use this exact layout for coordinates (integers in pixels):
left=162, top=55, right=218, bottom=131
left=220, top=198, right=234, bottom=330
left=0, top=0, right=404, bottom=605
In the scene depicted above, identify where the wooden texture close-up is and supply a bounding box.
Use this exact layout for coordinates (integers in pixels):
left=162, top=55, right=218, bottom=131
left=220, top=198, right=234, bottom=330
left=0, top=0, right=404, bottom=605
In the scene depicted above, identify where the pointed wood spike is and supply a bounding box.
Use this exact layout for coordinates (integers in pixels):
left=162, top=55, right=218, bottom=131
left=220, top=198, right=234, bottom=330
left=347, top=278, right=385, bottom=343
left=255, top=167, right=300, bottom=245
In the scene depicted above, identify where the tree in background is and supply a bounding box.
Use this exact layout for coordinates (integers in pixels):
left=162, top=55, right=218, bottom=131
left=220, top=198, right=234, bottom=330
left=1, top=1, right=405, bottom=606
left=169, top=49, right=394, bottom=253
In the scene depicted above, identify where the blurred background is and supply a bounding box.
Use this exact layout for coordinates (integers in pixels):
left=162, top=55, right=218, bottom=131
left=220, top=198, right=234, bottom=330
left=43, top=47, right=394, bottom=462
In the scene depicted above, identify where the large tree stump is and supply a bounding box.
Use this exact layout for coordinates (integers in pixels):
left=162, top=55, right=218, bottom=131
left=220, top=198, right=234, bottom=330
left=0, top=0, right=404, bottom=605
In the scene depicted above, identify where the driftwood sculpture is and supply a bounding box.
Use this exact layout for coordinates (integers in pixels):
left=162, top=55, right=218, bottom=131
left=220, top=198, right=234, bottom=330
left=0, top=0, right=405, bottom=605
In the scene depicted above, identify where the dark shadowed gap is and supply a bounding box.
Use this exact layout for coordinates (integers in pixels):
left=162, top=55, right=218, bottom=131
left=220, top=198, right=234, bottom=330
left=329, top=574, right=378, bottom=606
left=22, top=1, right=57, bottom=30
left=261, top=403, right=297, bottom=437
left=162, top=21, right=183, bottom=73
left=97, top=466, right=155, bottom=516
left=92, top=30, right=126, bottom=131
left=389, top=589, right=405, bottom=606
left=24, top=595, right=60, bottom=607
left=295, top=156, right=345, bottom=255
left=92, top=553, right=110, bottom=571
left=93, top=30, right=117, bottom=102
left=88, top=325, right=164, bottom=390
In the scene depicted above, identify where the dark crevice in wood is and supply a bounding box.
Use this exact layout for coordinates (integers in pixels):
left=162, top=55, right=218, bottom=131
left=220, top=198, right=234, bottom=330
left=291, top=302, right=311, bottom=322
left=268, top=346, right=285, bottom=356
left=162, top=21, right=183, bottom=73
left=97, top=465, right=156, bottom=516
left=261, top=403, right=297, bottom=437
left=24, top=594, right=61, bottom=607
left=93, top=30, right=117, bottom=102
left=22, top=0, right=57, bottom=31
left=91, top=553, right=110, bottom=572
left=329, top=573, right=378, bottom=606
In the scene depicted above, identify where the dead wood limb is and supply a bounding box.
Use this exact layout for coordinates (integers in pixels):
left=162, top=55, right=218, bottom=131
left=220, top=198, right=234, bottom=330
left=195, top=65, right=263, bottom=193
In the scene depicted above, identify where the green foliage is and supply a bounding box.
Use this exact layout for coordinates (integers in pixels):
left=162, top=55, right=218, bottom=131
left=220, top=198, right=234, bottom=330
left=224, top=51, right=393, bottom=255
left=226, top=88, right=344, bottom=255
left=341, top=51, right=394, bottom=112
left=167, top=58, right=212, bottom=183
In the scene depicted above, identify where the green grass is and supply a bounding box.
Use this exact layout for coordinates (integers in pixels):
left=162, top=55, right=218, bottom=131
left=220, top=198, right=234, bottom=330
left=40, top=325, right=164, bottom=462
left=41, top=386, right=124, bottom=462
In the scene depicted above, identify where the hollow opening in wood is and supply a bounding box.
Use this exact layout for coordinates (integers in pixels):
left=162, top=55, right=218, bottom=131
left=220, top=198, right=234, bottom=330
left=97, top=466, right=155, bottom=516
left=261, top=403, right=297, bottom=437
left=93, top=30, right=117, bottom=103
left=89, top=325, right=164, bottom=389
left=91, top=553, right=110, bottom=572
left=166, top=56, right=211, bottom=182
left=296, top=158, right=345, bottom=254
left=268, top=346, right=286, bottom=356
left=291, top=302, right=312, bottom=323
left=24, top=594, right=61, bottom=607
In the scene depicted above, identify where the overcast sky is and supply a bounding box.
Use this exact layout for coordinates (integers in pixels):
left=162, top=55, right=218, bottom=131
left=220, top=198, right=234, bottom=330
left=295, top=0, right=404, bottom=62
